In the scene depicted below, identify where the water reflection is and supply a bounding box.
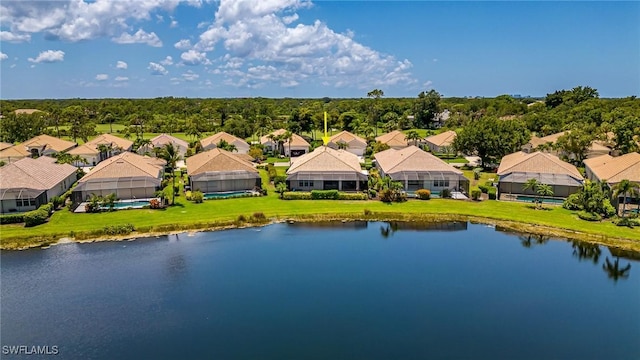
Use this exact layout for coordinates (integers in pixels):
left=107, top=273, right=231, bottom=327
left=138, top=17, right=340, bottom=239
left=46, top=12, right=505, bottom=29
left=602, top=257, right=632, bottom=283
left=571, top=241, right=602, bottom=264
left=287, top=221, right=369, bottom=230
left=380, top=221, right=468, bottom=238
left=518, top=234, right=550, bottom=248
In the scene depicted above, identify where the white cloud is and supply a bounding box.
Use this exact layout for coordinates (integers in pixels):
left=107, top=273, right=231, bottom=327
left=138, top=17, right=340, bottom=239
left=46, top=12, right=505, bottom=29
left=96, top=74, right=109, bottom=81
left=0, top=31, right=31, bottom=43
left=115, top=76, right=129, bottom=81
left=423, top=80, right=433, bottom=88
left=116, top=60, right=128, bottom=69
left=170, top=17, right=178, bottom=28
left=28, top=50, right=65, bottom=63
left=0, top=1, right=202, bottom=42
left=282, top=13, right=298, bottom=24
left=0, top=52, right=8, bottom=61
left=197, top=21, right=210, bottom=29
left=148, top=62, right=168, bottom=75
left=181, top=50, right=209, bottom=66
left=182, top=71, right=199, bottom=81
left=174, top=39, right=192, bottom=50
left=160, top=56, right=174, bottom=66
left=112, top=29, right=162, bottom=47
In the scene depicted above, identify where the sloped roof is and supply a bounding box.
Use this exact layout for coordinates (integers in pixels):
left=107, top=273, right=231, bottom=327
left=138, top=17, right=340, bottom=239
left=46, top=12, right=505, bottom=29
left=497, top=151, right=583, bottom=179
left=260, top=129, right=310, bottom=147
left=0, top=142, right=13, bottom=151
left=14, top=109, right=43, bottom=115
left=0, top=157, right=76, bottom=192
left=584, top=152, right=640, bottom=183
left=528, top=131, right=569, bottom=148
left=328, top=131, right=366, bottom=147
left=201, top=132, right=249, bottom=148
left=68, top=143, right=99, bottom=156
left=0, top=145, right=30, bottom=159
left=186, top=148, right=257, bottom=176
left=150, top=133, right=188, bottom=149
left=85, top=133, right=133, bottom=150
left=375, top=130, right=408, bottom=148
left=287, top=146, right=362, bottom=174
left=424, top=130, right=456, bottom=147
left=374, top=146, right=462, bottom=175
left=79, top=152, right=164, bottom=182
left=22, top=135, right=76, bottom=152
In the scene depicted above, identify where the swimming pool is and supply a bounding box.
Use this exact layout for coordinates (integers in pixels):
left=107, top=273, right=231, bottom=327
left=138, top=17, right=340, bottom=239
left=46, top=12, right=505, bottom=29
left=110, top=201, right=151, bottom=209
left=204, top=191, right=253, bottom=200
left=516, top=195, right=565, bottom=204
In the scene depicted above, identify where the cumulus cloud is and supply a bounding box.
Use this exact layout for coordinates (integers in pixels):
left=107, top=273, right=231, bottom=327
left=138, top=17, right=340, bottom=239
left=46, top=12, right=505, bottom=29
left=28, top=50, right=65, bottom=63
left=0, top=31, right=31, bottom=43
left=0, top=52, right=8, bottom=61
left=182, top=71, right=200, bottom=81
left=112, top=29, right=162, bottom=47
left=96, top=74, right=109, bottom=81
left=0, top=1, right=202, bottom=42
left=174, top=39, right=192, bottom=50
left=116, top=60, right=128, bottom=69
left=115, top=76, right=129, bottom=81
left=193, top=0, right=414, bottom=89
left=148, top=62, right=168, bottom=75
left=160, top=56, right=174, bottom=66
left=181, top=50, right=209, bottom=65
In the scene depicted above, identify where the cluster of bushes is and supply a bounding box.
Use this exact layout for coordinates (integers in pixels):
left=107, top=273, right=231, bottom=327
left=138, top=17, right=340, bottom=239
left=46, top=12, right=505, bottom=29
left=471, top=189, right=482, bottom=201
left=473, top=168, right=482, bottom=180
left=380, top=189, right=406, bottom=203
left=102, top=224, right=135, bottom=235
left=488, top=188, right=497, bottom=200
left=282, top=192, right=311, bottom=200
left=578, top=211, right=602, bottom=222
left=614, top=217, right=640, bottom=228
left=0, top=213, right=25, bottom=224
left=338, top=193, right=368, bottom=200
left=149, top=199, right=163, bottom=209
left=281, top=191, right=367, bottom=201
left=266, top=164, right=277, bottom=181
left=415, top=189, right=431, bottom=200
left=311, top=190, right=340, bottom=199
left=440, top=188, right=452, bottom=199
left=24, top=204, right=53, bottom=227
left=191, top=190, right=204, bottom=203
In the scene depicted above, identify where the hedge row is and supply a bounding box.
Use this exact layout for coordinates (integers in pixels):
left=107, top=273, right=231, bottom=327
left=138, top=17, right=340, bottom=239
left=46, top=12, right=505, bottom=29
left=0, top=213, right=24, bottom=224
left=282, top=191, right=368, bottom=201
left=102, top=224, right=136, bottom=235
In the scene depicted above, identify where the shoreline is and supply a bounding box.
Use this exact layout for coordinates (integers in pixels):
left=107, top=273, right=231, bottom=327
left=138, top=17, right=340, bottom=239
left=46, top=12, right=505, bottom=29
left=5, top=213, right=640, bottom=253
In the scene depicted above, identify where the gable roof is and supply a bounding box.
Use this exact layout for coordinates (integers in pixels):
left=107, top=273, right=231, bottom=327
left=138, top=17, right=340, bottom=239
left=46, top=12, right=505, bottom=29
left=424, top=130, right=456, bottom=147
left=0, top=145, right=30, bottom=159
left=0, top=157, right=76, bottom=192
left=186, top=148, right=257, bottom=175
left=22, top=135, right=76, bottom=152
left=201, top=132, right=249, bottom=148
left=79, top=152, right=164, bottom=182
left=374, top=146, right=462, bottom=175
left=150, top=133, right=189, bottom=149
left=260, top=129, right=311, bottom=147
left=584, top=152, right=640, bottom=183
left=287, top=146, right=363, bottom=174
left=328, top=131, right=366, bottom=147
left=497, top=151, right=583, bottom=179
left=0, top=142, right=13, bottom=151
left=85, top=133, right=133, bottom=150
left=68, top=143, right=100, bottom=156
left=375, top=130, right=408, bottom=147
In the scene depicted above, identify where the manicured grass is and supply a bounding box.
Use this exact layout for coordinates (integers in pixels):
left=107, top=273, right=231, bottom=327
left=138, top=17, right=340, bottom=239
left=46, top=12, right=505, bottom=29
left=266, top=156, right=291, bottom=163
left=462, top=170, right=497, bottom=192
left=445, top=158, right=469, bottom=164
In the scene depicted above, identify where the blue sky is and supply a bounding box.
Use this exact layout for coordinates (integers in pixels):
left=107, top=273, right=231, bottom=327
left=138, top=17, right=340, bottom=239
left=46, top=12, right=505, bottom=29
left=1, top=1, right=638, bottom=99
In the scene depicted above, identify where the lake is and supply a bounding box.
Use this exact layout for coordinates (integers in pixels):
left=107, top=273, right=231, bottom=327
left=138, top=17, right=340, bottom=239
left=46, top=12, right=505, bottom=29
left=1, top=222, right=639, bottom=359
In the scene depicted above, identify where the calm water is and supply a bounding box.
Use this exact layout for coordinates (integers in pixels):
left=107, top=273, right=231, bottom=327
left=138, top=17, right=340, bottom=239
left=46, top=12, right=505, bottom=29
left=1, top=222, right=639, bottom=359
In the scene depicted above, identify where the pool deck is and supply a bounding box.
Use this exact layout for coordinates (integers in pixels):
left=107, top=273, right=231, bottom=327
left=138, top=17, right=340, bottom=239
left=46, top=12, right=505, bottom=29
left=74, top=198, right=156, bottom=213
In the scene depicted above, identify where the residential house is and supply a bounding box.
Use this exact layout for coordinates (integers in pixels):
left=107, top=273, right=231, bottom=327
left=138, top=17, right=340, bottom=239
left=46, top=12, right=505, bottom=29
left=584, top=152, right=640, bottom=205
left=497, top=151, right=584, bottom=199
left=0, top=157, right=77, bottom=213
left=139, top=133, right=189, bottom=158
left=424, top=130, right=456, bottom=153
left=200, top=132, right=250, bottom=154
left=287, top=146, right=368, bottom=191
left=14, top=109, right=43, bottom=115
left=68, top=134, right=133, bottom=166
left=326, top=131, right=367, bottom=157
left=260, top=129, right=311, bottom=157
left=71, top=152, right=165, bottom=204
left=187, top=148, right=261, bottom=193
left=522, top=131, right=612, bottom=159
left=375, top=130, right=409, bottom=149
left=0, top=135, right=76, bottom=163
left=374, top=146, right=468, bottom=194
left=0, top=142, right=13, bottom=151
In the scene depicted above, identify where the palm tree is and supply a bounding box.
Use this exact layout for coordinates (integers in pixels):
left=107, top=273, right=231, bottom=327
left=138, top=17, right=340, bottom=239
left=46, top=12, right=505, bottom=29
left=97, top=143, right=114, bottom=162
left=103, top=193, right=117, bottom=211
left=284, top=130, right=293, bottom=157
left=602, top=257, right=632, bottom=283
left=160, top=143, right=181, bottom=205
left=536, top=183, right=554, bottom=208
left=336, top=141, right=349, bottom=150
left=613, top=179, right=639, bottom=217
left=405, top=130, right=421, bottom=146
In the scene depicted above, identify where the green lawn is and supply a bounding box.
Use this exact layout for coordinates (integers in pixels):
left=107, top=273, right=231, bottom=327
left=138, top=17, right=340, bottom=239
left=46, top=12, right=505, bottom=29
left=462, top=170, right=497, bottom=192
left=266, top=156, right=291, bottom=163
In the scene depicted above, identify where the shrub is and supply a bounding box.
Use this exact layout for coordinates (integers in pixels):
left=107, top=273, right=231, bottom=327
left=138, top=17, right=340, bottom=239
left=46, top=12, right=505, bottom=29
left=251, top=212, right=267, bottom=222
left=266, top=164, right=277, bottom=181
left=473, top=168, right=482, bottom=180
left=237, top=215, right=247, bottom=223
left=50, top=196, right=64, bottom=210
left=311, top=190, right=340, bottom=200
left=415, top=189, right=431, bottom=200
left=102, top=224, right=135, bottom=235
left=337, top=192, right=368, bottom=200
left=602, top=201, right=616, bottom=218
left=174, top=185, right=180, bottom=195
left=39, top=203, right=53, bottom=216
left=24, top=209, right=48, bottom=227
left=191, top=191, right=204, bottom=203
left=149, top=199, right=163, bottom=209
left=613, top=217, right=640, bottom=227
left=364, top=209, right=372, bottom=216
left=488, top=188, right=497, bottom=200
left=478, top=185, right=489, bottom=194
left=368, top=189, right=377, bottom=198
left=185, top=190, right=192, bottom=201
left=273, top=175, right=287, bottom=186
left=380, top=189, right=406, bottom=203
left=471, top=189, right=481, bottom=201
left=578, top=211, right=602, bottom=221
left=0, top=213, right=25, bottom=224
left=440, top=188, right=452, bottom=199
left=563, top=193, right=582, bottom=210
left=282, top=192, right=312, bottom=200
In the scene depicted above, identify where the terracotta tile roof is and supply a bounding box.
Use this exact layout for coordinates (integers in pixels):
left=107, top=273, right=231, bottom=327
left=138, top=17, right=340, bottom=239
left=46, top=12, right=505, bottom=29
left=584, top=152, right=640, bottom=183
left=0, top=157, right=76, bottom=193
left=328, top=131, right=366, bottom=147
left=22, top=135, right=76, bottom=152
left=14, top=109, right=43, bottom=115
left=200, top=132, right=249, bottom=148
left=85, top=133, right=133, bottom=150
left=79, top=152, right=164, bottom=182
left=374, top=146, right=462, bottom=175
left=186, top=148, right=257, bottom=175
left=150, top=133, right=188, bottom=149
left=424, top=130, right=456, bottom=147
left=497, top=151, right=583, bottom=179
left=0, top=145, right=30, bottom=159
left=0, top=142, right=13, bottom=151
left=68, top=143, right=99, bottom=156
left=287, top=146, right=363, bottom=174
left=375, top=130, right=408, bottom=148
left=260, top=129, right=311, bottom=147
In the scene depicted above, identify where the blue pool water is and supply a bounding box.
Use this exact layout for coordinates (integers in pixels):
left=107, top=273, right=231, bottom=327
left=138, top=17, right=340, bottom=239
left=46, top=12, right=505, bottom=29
left=1, top=222, right=638, bottom=359
left=110, top=201, right=151, bottom=209
left=516, top=195, right=565, bottom=204
left=204, top=191, right=252, bottom=199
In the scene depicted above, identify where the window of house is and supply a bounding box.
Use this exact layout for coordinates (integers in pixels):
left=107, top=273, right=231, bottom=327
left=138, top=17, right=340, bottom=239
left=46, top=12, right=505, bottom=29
left=16, top=198, right=35, bottom=207
left=298, top=180, right=314, bottom=187
left=434, top=180, right=450, bottom=187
